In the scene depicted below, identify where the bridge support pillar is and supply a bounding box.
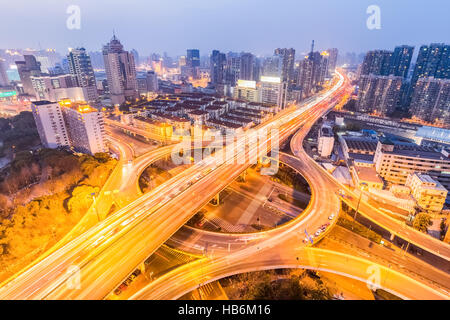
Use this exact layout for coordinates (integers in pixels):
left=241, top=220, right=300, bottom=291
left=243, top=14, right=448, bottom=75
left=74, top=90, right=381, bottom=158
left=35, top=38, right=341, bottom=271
left=210, top=193, right=220, bottom=206
left=138, top=262, right=146, bottom=274
left=238, top=170, right=247, bottom=182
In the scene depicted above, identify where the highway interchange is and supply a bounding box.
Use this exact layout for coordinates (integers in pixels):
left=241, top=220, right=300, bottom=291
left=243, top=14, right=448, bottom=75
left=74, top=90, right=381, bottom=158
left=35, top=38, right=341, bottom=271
left=0, top=70, right=449, bottom=300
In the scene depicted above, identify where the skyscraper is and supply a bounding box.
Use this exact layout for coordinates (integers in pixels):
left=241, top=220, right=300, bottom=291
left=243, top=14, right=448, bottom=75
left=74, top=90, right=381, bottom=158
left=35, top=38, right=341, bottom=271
left=262, top=55, right=283, bottom=78
left=0, top=59, right=10, bottom=87
left=411, top=43, right=450, bottom=85
left=31, top=101, right=70, bottom=149
left=274, top=48, right=295, bottom=84
left=410, top=77, right=450, bottom=125
left=239, top=52, right=255, bottom=81
left=357, top=74, right=403, bottom=116
left=326, top=48, right=339, bottom=76
left=67, top=48, right=98, bottom=102
left=225, top=52, right=241, bottom=86
left=185, top=49, right=200, bottom=79
left=297, top=58, right=314, bottom=98
left=102, top=34, right=138, bottom=105
left=360, top=50, right=393, bottom=76
left=15, top=55, right=42, bottom=96
left=210, top=50, right=226, bottom=85
left=186, top=49, right=200, bottom=68
left=389, top=45, right=414, bottom=78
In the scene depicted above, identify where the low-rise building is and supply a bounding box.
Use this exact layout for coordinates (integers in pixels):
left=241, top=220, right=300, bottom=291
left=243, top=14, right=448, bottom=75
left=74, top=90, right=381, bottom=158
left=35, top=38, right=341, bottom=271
left=406, top=173, right=448, bottom=213
left=318, top=124, right=334, bottom=157
left=373, top=139, right=450, bottom=200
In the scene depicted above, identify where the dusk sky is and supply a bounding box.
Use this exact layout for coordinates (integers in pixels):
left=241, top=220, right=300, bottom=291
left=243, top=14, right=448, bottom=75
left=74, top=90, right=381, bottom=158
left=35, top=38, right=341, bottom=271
left=1, top=0, right=449, bottom=56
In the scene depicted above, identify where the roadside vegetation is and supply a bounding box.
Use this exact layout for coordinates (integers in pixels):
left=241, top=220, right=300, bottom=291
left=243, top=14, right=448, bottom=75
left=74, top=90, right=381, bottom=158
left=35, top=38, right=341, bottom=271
left=220, top=269, right=334, bottom=300
left=0, top=112, right=40, bottom=159
left=0, top=149, right=116, bottom=281
left=339, top=203, right=382, bottom=243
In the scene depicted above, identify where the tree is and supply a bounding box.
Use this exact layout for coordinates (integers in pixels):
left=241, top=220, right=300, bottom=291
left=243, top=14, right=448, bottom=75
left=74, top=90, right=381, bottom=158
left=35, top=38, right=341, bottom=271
left=413, top=213, right=432, bottom=232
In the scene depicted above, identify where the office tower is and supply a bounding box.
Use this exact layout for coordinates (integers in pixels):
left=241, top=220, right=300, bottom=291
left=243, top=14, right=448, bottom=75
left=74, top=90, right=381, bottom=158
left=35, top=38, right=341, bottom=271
left=389, top=45, right=414, bottom=78
left=259, top=76, right=287, bottom=109
left=186, top=49, right=200, bottom=67
left=62, top=101, right=107, bottom=155
left=239, top=52, right=255, bottom=81
left=88, top=51, right=105, bottom=69
left=224, top=52, right=241, bottom=86
left=30, top=101, right=70, bottom=149
left=326, top=48, right=339, bottom=76
left=185, top=49, right=200, bottom=79
left=411, top=44, right=450, bottom=85
left=0, top=59, right=9, bottom=87
left=15, top=55, right=42, bottom=96
left=210, top=50, right=226, bottom=85
left=131, top=49, right=140, bottom=66
left=67, top=48, right=98, bottom=101
left=360, top=50, right=393, bottom=76
left=410, top=77, right=450, bottom=125
left=274, top=48, right=295, bottom=84
left=356, top=74, right=403, bottom=116
left=262, top=55, right=283, bottom=78
left=145, top=70, right=159, bottom=92
left=297, top=58, right=314, bottom=98
left=102, top=34, right=138, bottom=105
left=318, top=51, right=330, bottom=82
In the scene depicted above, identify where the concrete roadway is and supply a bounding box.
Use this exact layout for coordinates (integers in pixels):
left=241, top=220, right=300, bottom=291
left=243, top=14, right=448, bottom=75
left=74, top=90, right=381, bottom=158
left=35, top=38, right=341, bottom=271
left=129, top=72, right=449, bottom=300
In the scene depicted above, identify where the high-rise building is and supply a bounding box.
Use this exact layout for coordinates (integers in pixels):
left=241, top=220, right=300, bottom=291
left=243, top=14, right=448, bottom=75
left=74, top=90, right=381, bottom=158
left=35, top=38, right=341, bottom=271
left=262, top=55, right=282, bottom=78
left=297, top=58, right=314, bottom=98
left=239, top=52, right=255, bottom=81
left=233, top=80, right=259, bottom=102
left=210, top=50, right=226, bottom=85
left=274, top=48, right=295, bottom=84
left=0, top=58, right=10, bottom=87
left=15, top=55, right=42, bottom=96
left=186, top=49, right=200, bottom=68
left=357, top=74, right=403, bottom=116
left=410, top=77, right=450, bottom=125
left=389, top=45, right=414, bottom=78
left=31, top=101, right=70, bottom=149
left=61, top=101, right=107, bottom=155
left=225, top=52, right=241, bottom=86
left=131, top=49, right=140, bottom=67
left=102, top=34, right=138, bottom=105
left=360, top=50, right=393, bottom=76
left=411, top=44, right=450, bottom=85
left=326, top=48, right=339, bottom=76
left=259, top=76, right=287, bottom=109
left=30, top=74, right=89, bottom=101
left=145, top=71, right=159, bottom=92
left=67, top=48, right=98, bottom=101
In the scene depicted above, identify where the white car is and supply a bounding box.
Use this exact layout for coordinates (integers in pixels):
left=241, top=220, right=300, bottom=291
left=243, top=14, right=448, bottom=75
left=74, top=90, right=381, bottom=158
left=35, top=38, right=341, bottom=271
left=328, top=214, right=335, bottom=220
left=314, top=230, right=322, bottom=237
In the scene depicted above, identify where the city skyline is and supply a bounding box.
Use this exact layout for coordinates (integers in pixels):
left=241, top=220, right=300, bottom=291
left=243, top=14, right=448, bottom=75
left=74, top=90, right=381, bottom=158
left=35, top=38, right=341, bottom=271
left=1, top=0, right=449, bottom=56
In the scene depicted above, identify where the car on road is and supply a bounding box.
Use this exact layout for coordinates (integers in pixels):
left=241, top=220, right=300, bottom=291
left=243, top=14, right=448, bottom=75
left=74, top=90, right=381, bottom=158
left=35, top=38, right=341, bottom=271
left=328, top=214, right=335, bottom=220
left=314, top=230, right=322, bottom=237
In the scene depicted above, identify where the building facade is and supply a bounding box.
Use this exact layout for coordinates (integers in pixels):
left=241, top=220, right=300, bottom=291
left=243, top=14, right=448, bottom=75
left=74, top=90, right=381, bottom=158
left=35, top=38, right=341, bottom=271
left=103, top=35, right=138, bottom=105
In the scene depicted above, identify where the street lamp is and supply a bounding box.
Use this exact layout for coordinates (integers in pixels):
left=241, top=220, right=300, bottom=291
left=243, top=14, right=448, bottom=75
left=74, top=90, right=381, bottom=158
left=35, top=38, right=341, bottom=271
left=352, top=182, right=368, bottom=230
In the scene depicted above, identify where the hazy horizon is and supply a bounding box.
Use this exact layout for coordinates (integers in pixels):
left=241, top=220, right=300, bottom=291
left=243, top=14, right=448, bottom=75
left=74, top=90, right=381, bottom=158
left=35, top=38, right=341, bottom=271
left=1, top=0, right=449, bottom=57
